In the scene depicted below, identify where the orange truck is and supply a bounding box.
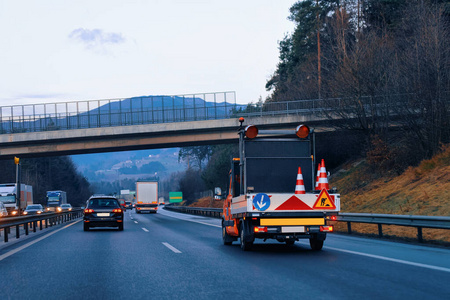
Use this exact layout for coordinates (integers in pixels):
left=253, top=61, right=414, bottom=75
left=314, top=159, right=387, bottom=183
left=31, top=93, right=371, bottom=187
left=222, top=118, right=340, bottom=251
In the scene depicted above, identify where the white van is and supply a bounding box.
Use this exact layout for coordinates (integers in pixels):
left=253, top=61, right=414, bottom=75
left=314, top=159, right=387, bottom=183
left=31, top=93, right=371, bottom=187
left=0, top=202, right=8, bottom=217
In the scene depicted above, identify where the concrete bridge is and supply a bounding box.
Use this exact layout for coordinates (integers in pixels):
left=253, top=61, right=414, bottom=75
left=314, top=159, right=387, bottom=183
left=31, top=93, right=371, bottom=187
left=0, top=92, right=337, bottom=158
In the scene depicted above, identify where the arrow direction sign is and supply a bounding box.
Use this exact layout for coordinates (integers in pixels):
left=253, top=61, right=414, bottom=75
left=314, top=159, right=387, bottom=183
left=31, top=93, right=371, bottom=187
left=253, top=193, right=271, bottom=211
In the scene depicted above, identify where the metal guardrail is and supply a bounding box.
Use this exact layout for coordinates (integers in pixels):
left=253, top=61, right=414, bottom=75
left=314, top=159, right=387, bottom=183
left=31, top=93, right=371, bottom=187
left=335, top=213, right=450, bottom=243
left=0, top=209, right=83, bottom=243
left=164, top=206, right=222, bottom=218
left=164, top=206, right=450, bottom=243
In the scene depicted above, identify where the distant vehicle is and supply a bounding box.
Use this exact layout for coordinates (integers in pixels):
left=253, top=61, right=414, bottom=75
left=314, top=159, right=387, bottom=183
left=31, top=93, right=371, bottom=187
left=58, top=203, right=72, bottom=212
left=23, top=204, right=45, bottom=215
left=118, top=199, right=127, bottom=211
left=46, top=191, right=67, bottom=212
left=158, top=197, right=165, bottom=205
left=0, top=183, right=33, bottom=216
left=0, top=202, right=8, bottom=217
left=83, top=196, right=124, bottom=231
left=125, top=201, right=133, bottom=209
left=135, top=181, right=158, bottom=214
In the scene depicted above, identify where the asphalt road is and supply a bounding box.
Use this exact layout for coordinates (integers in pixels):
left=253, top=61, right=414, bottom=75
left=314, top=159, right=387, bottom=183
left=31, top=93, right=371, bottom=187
left=1, top=208, right=449, bottom=300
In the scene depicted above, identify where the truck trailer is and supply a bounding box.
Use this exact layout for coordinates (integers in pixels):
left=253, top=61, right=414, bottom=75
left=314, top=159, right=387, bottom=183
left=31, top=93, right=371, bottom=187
left=135, top=181, right=158, bottom=213
left=0, top=183, right=33, bottom=216
left=222, top=118, right=340, bottom=251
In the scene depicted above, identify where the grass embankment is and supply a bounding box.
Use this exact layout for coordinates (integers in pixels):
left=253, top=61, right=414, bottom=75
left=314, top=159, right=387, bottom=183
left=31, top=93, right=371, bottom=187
left=329, top=144, right=450, bottom=243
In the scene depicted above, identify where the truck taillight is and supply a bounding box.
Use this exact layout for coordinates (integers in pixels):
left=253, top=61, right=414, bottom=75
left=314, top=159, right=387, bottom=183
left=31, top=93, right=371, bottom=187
left=254, top=226, right=267, bottom=233
left=84, top=208, right=94, bottom=214
left=112, top=208, right=122, bottom=213
left=320, top=225, right=333, bottom=232
left=330, top=215, right=337, bottom=221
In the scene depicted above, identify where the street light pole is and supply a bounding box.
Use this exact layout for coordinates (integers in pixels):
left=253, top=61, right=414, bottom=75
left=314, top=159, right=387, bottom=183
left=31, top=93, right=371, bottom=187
left=14, top=157, right=21, bottom=214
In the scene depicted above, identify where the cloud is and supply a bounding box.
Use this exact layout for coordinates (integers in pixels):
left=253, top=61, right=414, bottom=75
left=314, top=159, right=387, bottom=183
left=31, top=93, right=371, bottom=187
left=69, top=28, right=126, bottom=49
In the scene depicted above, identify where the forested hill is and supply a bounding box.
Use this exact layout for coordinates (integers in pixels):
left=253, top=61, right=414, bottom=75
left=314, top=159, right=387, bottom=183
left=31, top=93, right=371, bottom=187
left=0, top=157, right=92, bottom=207
left=266, top=0, right=449, bottom=166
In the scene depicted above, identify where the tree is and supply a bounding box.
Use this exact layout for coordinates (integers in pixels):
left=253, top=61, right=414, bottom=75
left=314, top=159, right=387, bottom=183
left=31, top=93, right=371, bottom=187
left=178, top=146, right=212, bottom=171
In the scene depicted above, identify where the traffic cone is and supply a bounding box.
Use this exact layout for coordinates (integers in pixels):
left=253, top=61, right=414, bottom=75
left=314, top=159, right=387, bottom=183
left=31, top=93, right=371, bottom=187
left=295, top=167, right=306, bottom=194
left=316, top=159, right=330, bottom=190
left=315, top=163, right=320, bottom=190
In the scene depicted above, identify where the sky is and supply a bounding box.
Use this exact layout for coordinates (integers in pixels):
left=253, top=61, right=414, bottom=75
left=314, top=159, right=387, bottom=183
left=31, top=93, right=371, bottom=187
left=0, top=0, right=297, bottom=106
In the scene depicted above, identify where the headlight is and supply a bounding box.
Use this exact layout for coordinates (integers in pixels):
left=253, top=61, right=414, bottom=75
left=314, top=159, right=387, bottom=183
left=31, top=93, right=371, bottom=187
left=23, top=211, right=28, bottom=215
left=37, top=211, right=42, bottom=214
left=12, top=211, right=18, bottom=215
left=57, top=207, right=62, bottom=212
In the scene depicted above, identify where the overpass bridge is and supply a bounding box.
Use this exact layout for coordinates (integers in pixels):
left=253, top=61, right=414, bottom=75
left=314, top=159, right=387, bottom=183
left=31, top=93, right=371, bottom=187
left=0, top=92, right=339, bottom=158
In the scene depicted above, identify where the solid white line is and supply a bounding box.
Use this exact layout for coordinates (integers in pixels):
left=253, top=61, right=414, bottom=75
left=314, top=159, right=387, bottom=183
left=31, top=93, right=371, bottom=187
left=326, top=246, right=450, bottom=273
left=141, top=228, right=149, bottom=232
left=0, top=220, right=81, bottom=262
left=162, top=242, right=182, bottom=253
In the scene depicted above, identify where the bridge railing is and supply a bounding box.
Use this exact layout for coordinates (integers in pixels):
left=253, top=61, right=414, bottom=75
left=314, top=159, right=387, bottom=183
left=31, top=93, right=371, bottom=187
left=0, top=92, right=238, bottom=134
left=163, top=206, right=450, bottom=243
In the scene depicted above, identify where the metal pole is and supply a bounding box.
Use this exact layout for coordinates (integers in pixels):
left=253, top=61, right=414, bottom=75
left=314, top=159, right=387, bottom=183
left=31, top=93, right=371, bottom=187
left=15, top=159, right=21, bottom=214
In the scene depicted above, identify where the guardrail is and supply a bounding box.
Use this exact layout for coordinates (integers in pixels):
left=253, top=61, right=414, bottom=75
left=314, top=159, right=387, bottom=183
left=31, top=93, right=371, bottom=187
left=0, top=209, right=83, bottom=243
left=335, top=213, right=450, bottom=243
left=164, top=206, right=450, bottom=243
left=164, top=206, right=222, bottom=218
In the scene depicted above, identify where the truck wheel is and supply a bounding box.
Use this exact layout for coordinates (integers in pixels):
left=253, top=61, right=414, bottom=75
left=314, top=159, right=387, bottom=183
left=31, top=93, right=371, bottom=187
left=83, top=223, right=89, bottom=231
left=309, top=237, right=324, bottom=251
left=240, top=224, right=253, bottom=251
left=285, top=240, right=295, bottom=246
left=222, top=221, right=233, bottom=245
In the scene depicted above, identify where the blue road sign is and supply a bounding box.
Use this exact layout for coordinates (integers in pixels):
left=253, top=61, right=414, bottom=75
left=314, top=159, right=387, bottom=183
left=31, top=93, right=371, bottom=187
left=253, top=193, right=271, bottom=211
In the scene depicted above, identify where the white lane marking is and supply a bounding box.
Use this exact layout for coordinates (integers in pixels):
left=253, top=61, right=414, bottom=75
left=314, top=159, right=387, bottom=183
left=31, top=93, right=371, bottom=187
left=142, top=228, right=149, bottom=232
left=161, top=211, right=221, bottom=228
left=162, top=242, right=182, bottom=253
left=0, top=220, right=81, bottom=262
left=134, top=221, right=138, bottom=224
left=326, top=246, right=450, bottom=273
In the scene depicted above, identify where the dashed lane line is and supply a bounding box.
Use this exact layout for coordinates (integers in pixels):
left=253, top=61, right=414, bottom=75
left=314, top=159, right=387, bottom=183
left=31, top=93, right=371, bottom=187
left=162, top=242, right=182, bottom=253
left=142, top=228, right=149, bottom=232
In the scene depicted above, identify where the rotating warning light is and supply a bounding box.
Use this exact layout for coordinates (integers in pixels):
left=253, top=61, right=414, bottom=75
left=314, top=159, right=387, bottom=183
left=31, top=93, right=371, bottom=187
left=239, top=117, right=245, bottom=122
left=245, top=125, right=258, bottom=139
left=296, top=124, right=310, bottom=138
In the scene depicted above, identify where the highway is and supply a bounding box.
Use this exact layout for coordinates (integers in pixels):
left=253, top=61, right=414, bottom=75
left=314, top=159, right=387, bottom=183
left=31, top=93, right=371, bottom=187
left=1, top=208, right=449, bottom=300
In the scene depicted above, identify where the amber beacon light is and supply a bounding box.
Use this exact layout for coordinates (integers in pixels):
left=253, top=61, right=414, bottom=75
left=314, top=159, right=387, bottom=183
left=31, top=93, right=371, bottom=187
left=296, top=124, right=310, bottom=138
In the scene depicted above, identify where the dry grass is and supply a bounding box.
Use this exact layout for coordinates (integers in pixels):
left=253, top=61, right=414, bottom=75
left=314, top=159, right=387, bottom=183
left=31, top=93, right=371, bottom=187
left=330, top=144, right=450, bottom=243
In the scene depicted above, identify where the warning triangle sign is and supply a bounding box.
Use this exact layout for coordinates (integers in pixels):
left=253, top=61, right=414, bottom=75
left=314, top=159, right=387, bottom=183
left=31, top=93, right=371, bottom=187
left=313, top=189, right=336, bottom=210
left=275, top=196, right=313, bottom=211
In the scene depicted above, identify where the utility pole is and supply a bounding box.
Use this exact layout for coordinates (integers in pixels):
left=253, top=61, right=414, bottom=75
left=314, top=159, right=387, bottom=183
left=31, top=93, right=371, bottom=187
left=316, top=0, right=322, bottom=99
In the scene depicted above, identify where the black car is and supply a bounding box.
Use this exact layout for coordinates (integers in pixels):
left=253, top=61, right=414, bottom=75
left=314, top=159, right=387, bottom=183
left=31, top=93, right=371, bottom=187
left=83, top=196, right=124, bottom=231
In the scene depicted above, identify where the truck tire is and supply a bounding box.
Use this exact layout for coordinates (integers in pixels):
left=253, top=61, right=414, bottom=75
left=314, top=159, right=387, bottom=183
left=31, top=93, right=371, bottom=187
left=83, top=223, right=89, bottom=231
left=309, top=237, right=324, bottom=251
left=240, top=223, right=253, bottom=251
left=285, top=239, right=295, bottom=246
left=222, top=221, right=234, bottom=245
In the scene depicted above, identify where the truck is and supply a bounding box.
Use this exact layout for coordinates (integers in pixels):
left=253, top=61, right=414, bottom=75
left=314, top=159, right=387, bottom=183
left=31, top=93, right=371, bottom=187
left=135, top=181, right=158, bottom=213
left=0, top=183, right=33, bottom=216
left=46, top=190, right=67, bottom=212
left=222, top=118, right=340, bottom=251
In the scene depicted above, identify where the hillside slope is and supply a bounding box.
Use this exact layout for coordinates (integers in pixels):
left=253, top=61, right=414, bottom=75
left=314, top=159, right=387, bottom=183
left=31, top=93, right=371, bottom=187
left=331, top=145, right=449, bottom=216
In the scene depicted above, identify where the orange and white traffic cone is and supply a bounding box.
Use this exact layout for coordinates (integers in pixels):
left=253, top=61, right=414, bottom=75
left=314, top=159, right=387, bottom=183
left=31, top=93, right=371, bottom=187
left=315, top=163, right=320, bottom=190
left=316, top=159, right=330, bottom=190
left=295, top=167, right=306, bottom=194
